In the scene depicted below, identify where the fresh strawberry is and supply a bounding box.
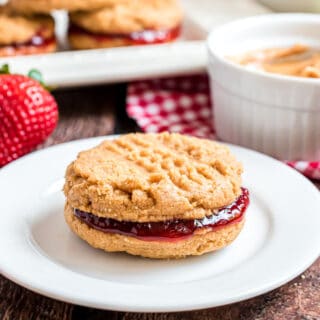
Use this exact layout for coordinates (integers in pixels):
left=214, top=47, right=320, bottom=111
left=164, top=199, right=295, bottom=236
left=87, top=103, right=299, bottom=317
left=0, top=65, right=58, bottom=167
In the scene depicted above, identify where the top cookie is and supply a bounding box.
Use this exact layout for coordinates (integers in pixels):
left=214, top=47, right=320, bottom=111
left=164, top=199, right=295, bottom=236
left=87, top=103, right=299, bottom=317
left=8, top=0, right=130, bottom=13
left=70, top=0, right=183, bottom=34
left=64, top=133, right=243, bottom=222
left=0, top=7, right=54, bottom=45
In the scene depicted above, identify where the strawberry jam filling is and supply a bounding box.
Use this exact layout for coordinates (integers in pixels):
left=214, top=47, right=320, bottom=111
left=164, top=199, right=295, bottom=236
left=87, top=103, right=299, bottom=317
left=0, top=32, right=56, bottom=56
left=74, top=187, right=249, bottom=242
left=69, top=24, right=181, bottom=45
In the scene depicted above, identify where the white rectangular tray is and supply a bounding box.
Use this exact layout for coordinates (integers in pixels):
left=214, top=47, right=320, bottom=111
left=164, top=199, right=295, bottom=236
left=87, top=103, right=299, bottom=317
left=0, top=0, right=270, bottom=87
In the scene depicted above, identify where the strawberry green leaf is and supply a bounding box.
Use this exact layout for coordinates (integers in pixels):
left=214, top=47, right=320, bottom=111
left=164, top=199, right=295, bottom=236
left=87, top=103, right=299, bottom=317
left=0, top=64, right=10, bottom=74
left=28, top=69, right=52, bottom=91
left=28, top=69, right=44, bottom=84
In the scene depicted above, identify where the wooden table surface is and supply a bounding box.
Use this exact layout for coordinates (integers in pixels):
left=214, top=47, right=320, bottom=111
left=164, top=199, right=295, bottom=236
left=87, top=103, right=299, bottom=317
left=1, top=85, right=319, bottom=320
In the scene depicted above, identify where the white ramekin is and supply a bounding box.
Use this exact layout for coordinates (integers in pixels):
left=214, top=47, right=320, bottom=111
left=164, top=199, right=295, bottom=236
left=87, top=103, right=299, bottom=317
left=207, top=14, right=320, bottom=161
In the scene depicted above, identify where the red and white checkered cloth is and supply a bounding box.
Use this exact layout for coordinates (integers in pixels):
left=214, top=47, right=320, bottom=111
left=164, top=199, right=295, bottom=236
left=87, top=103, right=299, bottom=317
left=126, top=74, right=320, bottom=180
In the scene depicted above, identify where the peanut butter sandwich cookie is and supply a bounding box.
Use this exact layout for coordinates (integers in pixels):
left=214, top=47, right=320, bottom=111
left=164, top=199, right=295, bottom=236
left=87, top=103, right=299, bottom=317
left=64, top=133, right=249, bottom=259
left=68, top=0, right=183, bottom=49
left=0, top=7, right=56, bottom=57
left=8, top=0, right=130, bottom=14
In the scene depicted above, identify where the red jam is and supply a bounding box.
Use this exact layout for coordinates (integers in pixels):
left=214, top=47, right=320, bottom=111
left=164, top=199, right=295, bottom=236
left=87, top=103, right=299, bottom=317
left=0, top=33, right=56, bottom=56
left=74, top=187, right=250, bottom=242
left=69, top=24, right=181, bottom=45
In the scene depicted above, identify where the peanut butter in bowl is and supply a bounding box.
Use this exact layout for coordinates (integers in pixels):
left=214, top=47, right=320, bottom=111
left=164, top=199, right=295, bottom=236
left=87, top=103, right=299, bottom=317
left=230, top=44, right=320, bottom=78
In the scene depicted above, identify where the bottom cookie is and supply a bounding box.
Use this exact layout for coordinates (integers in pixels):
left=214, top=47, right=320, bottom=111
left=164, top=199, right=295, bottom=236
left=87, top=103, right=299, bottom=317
left=64, top=203, right=245, bottom=259
left=0, top=39, right=57, bottom=57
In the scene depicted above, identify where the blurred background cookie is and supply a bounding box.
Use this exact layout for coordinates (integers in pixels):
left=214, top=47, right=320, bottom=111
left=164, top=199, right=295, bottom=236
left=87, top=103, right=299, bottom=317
left=8, top=0, right=130, bottom=14
left=0, top=6, right=56, bottom=56
left=68, top=0, right=183, bottom=49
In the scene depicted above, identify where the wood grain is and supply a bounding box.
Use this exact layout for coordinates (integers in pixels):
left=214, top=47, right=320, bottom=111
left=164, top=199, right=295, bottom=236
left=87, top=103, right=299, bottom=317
left=0, top=85, right=319, bottom=320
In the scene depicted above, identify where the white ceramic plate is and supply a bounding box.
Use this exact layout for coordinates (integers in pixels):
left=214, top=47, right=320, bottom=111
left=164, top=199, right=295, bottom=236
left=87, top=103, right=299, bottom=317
left=0, top=136, right=319, bottom=312
left=0, top=0, right=270, bottom=87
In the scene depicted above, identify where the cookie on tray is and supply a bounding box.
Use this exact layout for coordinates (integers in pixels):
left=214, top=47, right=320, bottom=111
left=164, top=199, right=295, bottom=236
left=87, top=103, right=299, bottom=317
left=64, top=133, right=249, bottom=259
left=0, top=7, right=56, bottom=57
left=68, top=0, right=183, bottom=49
left=8, top=0, right=130, bottom=13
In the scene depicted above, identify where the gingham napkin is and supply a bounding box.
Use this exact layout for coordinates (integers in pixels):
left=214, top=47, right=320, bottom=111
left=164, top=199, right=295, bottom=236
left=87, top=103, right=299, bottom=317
left=126, top=74, right=320, bottom=180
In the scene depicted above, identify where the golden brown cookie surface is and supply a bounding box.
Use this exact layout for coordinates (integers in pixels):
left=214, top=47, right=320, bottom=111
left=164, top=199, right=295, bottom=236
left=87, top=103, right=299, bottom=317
left=70, top=0, right=183, bottom=34
left=64, top=202, right=245, bottom=259
left=64, top=133, right=243, bottom=222
left=8, top=0, right=130, bottom=13
left=0, top=8, right=54, bottom=45
left=68, top=32, right=133, bottom=50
